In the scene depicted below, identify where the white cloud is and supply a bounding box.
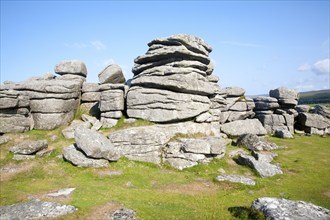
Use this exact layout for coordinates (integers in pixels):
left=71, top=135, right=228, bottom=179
left=91, top=40, right=107, bottom=51
left=64, top=42, right=88, bottom=48
left=297, top=63, right=311, bottom=72
left=64, top=40, right=106, bottom=51
left=312, top=58, right=330, bottom=75
left=219, top=41, right=265, bottom=48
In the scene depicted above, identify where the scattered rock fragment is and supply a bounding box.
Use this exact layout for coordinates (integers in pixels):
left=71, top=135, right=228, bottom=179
left=215, top=174, right=256, bottom=186
left=9, top=140, right=48, bottom=155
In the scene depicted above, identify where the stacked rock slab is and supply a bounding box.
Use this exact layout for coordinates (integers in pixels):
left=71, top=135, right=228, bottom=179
left=81, top=83, right=100, bottom=117
left=254, top=87, right=298, bottom=134
left=98, top=65, right=127, bottom=128
left=126, top=34, right=219, bottom=123
left=0, top=90, right=33, bottom=133
left=218, top=87, right=255, bottom=124
left=99, top=84, right=125, bottom=128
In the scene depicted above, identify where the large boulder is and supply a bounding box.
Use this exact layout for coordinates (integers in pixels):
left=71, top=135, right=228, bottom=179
left=220, top=119, right=267, bottom=137
left=252, top=197, right=330, bottom=220
left=311, top=105, right=330, bottom=119
left=98, top=64, right=126, bottom=84
left=126, top=86, right=210, bottom=123
left=63, top=144, right=109, bottom=168
left=298, top=113, right=330, bottom=130
left=236, top=133, right=280, bottom=151
left=74, top=127, right=120, bottom=161
left=54, top=60, right=87, bottom=77
left=269, top=87, right=298, bottom=100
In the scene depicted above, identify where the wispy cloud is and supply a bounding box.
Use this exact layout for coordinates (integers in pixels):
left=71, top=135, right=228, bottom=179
left=219, top=41, right=266, bottom=48
left=312, top=58, right=329, bottom=75
left=91, top=40, right=106, bottom=50
left=64, top=40, right=107, bottom=51
left=297, top=63, right=311, bottom=72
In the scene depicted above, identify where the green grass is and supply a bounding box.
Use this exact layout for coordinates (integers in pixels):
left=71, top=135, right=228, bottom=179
left=0, top=131, right=329, bottom=219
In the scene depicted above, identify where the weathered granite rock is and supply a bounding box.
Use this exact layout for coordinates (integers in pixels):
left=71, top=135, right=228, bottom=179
left=296, top=104, right=310, bottom=113
left=98, top=64, right=126, bottom=84
left=312, top=105, right=330, bottom=119
left=111, top=208, right=136, bottom=220
left=220, top=119, right=267, bottom=136
left=30, top=98, right=79, bottom=113
left=237, top=154, right=283, bottom=178
left=63, top=144, right=109, bottom=168
left=252, top=197, right=330, bottom=220
left=9, top=140, right=48, bottom=155
left=12, top=154, right=35, bottom=160
left=54, top=60, right=87, bottom=77
left=75, top=127, right=119, bottom=161
left=269, top=87, right=298, bottom=100
left=225, top=87, right=245, bottom=97
left=298, top=113, right=330, bottom=130
left=236, top=134, right=280, bottom=151
left=215, top=174, right=256, bottom=186
left=32, top=112, right=74, bottom=130
left=0, top=90, right=33, bottom=133
left=62, top=120, right=91, bottom=139
left=81, top=92, right=100, bottom=102
left=0, top=199, right=77, bottom=219
left=101, top=118, right=118, bottom=128
left=131, top=67, right=215, bottom=95
left=99, top=90, right=125, bottom=112
left=82, top=82, right=100, bottom=92
left=274, top=129, right=293, bottom=138
left=126, top=86, right=210, bottom=123
left=0, top=136, right=11, bottom=145
left=108, top=122, right=218, bottom=164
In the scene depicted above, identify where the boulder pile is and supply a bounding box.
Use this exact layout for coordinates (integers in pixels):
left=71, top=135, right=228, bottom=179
left=126, top=34, right=218, bottom=123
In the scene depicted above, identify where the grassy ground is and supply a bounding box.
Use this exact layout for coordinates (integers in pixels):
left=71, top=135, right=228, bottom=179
left=0, top=127, right=329, bottom=219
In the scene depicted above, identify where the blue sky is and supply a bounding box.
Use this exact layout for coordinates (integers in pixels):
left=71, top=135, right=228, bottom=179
left=1, top=1, right=329, bottom=95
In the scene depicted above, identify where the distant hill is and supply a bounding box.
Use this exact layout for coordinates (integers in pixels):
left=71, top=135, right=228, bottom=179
left=298, top=89, right=330, bottom=104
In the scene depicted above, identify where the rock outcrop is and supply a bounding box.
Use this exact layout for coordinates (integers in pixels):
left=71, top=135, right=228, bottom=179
left=296, top=105, right=330, bottom=135
left=108, top=121, right=221, bottom=164
left=252, top=197, right=330, bottom=220
left=254, top=87, right=298, bottom=134
left=126, top=34, right=218, bottom=123
left=1, top=60, right=86, bottom=130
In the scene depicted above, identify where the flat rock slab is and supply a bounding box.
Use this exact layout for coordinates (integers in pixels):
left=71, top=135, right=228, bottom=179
left=221, top=119, right=267, bottom=137
left=47, top=188, right=76, bottom=197
left=215, top=174, right=255, bottom=186
left=9, top=140, right=48, bottom=155
left=252, top=197, right=330, bottom=220
left=0, top=199, right=77, bottom=219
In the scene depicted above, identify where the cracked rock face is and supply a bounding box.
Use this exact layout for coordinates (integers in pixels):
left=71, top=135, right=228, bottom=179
left=252, top=197, right=330, bottom=220
left=0, top=199, right=77, bottom=219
